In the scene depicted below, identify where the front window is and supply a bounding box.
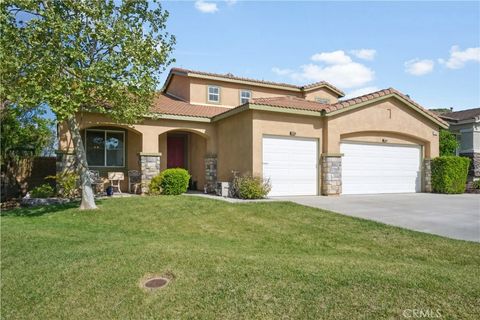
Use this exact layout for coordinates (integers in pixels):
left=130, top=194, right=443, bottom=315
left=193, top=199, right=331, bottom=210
left=240, top=90, right=251, bottom=104
left=208, top=86, right=220, bottom=103
left=85, top=130, right=125, bottom=167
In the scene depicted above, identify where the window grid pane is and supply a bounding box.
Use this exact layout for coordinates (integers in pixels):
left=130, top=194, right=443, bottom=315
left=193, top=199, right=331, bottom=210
left=208, top=86, right=220, bottom=102
left=106, top=132, right=124, bottom=167
left=86, top=131, right=105, bottom=166
left=85, top=130, right=124, bottom=167
left=240, top=90, right=251, bottom=104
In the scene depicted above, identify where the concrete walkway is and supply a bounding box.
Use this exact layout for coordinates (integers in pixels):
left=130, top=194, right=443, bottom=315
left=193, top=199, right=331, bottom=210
left=277, top=193, right=480, bottom=242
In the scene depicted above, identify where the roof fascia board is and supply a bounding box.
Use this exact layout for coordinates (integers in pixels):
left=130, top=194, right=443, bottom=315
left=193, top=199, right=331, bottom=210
left=212, top=105, right=250, bottom=122
left=249, top=104, right=323, bottom=117
left=302, top=85, right=344, bottom=97
left=326, top=94, right=448, bottom=129
left=146, top=113, right=211, bottom=123
left=187, top=72, right=302, bottom=92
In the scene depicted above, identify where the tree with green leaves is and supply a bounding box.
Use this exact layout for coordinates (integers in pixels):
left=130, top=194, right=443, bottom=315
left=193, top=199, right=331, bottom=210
left=1, top=1, right=175, bottom=209
left=439, top=129, right=459, bottom=156
left=0, top=104, right=54, bottom=199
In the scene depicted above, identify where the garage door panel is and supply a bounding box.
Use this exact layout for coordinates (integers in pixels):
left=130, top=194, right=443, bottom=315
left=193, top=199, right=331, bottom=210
left=341, top=142, right=421, bottom=194
left=263, top=136, right=318, bottom=196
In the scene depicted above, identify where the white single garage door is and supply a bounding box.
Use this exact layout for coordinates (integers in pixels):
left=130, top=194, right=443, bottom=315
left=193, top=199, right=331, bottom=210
left=263, top=136, right=318, bottom=196
left=340, top=142, right=422, bottom=194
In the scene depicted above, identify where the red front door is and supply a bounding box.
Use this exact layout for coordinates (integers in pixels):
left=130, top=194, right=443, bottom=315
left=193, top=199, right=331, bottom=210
left=167, top=136, right=186, bottom=168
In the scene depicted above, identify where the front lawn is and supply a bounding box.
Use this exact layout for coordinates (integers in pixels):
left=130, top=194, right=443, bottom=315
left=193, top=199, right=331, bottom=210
left=1, top=196, right=479, bottom=319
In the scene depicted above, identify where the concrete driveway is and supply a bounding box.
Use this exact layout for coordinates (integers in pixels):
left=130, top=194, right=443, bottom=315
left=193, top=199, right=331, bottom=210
left=277, top=193, right=480, bottom=242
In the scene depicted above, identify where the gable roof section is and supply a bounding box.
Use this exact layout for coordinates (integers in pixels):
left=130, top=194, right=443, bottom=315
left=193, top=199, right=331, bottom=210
left=165, top=67, right=345, bottom=97
left=149, top=93, right=227, bottom=120
left=325, top=88, right=449, bottom=128
left=440, top=107, right=480, bottom=122
left=213, top=88, right=448, bottom=128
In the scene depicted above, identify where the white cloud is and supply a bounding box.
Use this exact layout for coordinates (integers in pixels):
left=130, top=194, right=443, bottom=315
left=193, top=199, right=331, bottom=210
left=292, top=62, right=375, bottom=88
left=343, top=86, right=380, bottom=100
left=272, top=67, right=293, bottom=76
left=225, top=0, right=237, bottom=5
left=438, top=45, right=480, bottom=69
left=311, top=50, right=352, bottom=65
left=350, top=49, right=376, bottom=61
left=194, top=1, right=218, bottom=13
left=404, top=59, right=435, bottom=76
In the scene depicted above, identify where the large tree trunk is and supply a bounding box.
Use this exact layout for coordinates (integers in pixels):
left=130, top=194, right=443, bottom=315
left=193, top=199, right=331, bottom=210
left=67, top=116, right=97, bottom=210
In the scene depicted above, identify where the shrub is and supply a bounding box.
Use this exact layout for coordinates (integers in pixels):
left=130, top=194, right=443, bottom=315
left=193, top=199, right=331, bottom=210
left=149, top=168, right=190, bottom=195
left=232, top=175, right=271, bottom=199
left=431, top=156, right=470, bottom=194
left=47, top=172, right=79, bottom=199
left=30, top=184, right=55, bottom=198
left=439, top=129, right=459, bottom=156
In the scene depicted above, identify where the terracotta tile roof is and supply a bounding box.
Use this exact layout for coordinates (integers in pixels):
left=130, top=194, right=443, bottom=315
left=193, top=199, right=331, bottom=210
left=249, top=96, right=329, bottom=112
left=326, top=88, right=449, bottom=127
left=150, top=93, right=227, bottom=118
left=440, top=107, right=480, bottom=122
left=151, top=88, right=448, bottom=128
left=169, top=67, right=345, bottom=96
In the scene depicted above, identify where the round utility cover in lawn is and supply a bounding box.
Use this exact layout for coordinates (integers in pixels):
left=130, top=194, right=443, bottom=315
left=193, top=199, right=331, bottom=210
left=143, top=277, right=168, bottom=289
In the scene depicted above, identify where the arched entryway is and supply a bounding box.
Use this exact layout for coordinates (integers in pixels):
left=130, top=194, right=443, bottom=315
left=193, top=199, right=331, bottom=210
left=159, top=130, right=208, bottom=191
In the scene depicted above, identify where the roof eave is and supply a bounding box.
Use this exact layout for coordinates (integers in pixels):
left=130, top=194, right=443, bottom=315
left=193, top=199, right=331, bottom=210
left=326, top=93, right=449, bottom=129
left=302, top=84, right=345, bottom=97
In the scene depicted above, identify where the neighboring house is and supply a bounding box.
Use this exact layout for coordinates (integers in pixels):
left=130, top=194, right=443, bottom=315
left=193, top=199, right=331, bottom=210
left=57, top=68, right=448, bottom=196
left=440, top=108, right=480, bottom=178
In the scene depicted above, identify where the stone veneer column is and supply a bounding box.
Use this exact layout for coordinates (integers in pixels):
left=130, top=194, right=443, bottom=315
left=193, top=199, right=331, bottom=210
left=139, top=152, right=161, bottom=194
left=321, top=154, right=342, bottom=196
left=204, top=155, right=217, bottom=193
left=423, top=158, right=432, bottom=193
left=460, top=152, right=480, bottom=178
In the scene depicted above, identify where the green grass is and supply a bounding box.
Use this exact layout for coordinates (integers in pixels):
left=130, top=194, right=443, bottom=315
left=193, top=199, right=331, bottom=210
left=1, top=196, right=479, bottom=319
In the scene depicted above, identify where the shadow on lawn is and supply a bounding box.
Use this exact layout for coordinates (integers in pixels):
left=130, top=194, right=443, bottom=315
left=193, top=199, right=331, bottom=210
left=1, top=200, right=105, bottom=217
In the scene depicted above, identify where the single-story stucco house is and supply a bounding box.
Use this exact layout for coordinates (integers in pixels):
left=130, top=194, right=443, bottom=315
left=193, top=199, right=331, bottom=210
left=57, top=68, right=448, bottom=196
left=440, top=107, right=480, bottom=179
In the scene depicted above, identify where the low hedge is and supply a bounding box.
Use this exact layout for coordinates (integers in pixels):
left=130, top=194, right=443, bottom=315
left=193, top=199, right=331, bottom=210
left=149, top=168, right=190, bottom=195
left=431, top=156, right=470, bottom=194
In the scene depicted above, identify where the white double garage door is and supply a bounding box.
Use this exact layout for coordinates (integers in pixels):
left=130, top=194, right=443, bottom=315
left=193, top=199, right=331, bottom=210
left=263, top=136, right=422, bottom=196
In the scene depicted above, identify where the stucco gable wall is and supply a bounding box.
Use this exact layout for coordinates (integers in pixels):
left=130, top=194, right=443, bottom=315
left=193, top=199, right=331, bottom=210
left=165, top=74, right=191, bottom=101
left=325, top=98, right=440, bottom=157
left=303, top=88, right=339, bottom=103
left=189, top=77, right=303, bottom=108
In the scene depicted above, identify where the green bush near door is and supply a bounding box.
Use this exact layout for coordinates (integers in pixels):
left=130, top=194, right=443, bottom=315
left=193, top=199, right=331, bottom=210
left=149, top=168, right=191, bottom=195
left=431, top=156, right=470, bottom=194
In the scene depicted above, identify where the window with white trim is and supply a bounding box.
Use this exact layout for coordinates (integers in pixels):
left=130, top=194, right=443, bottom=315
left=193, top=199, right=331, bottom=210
left=85, top=129, right=125, bottom=167
left=315, top=97, right=330, bottom=104
left=240, top=90, right=251, bottom=104
left=208, top=85, right=220, bottom=103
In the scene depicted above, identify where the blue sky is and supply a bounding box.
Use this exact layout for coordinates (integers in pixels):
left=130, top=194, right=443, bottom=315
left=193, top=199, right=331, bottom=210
left=159, top=1, right=480, bottom=111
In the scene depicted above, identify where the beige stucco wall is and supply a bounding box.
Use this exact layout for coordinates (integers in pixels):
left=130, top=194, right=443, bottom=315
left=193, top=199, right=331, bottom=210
left=188, top=133, right=207, bottom=189
left=303, top=88, right=339, bottom=103
left=216, top=110, right=253, bottom=181
left=165, top=74, right=190, bottom=101
left=325, top=98, right=440, bottom=158
left=188, top=77, right=304, bottom=108
left=59, top=113, right=215, bottom=191
left=58, top=95, right=441, bottom=194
